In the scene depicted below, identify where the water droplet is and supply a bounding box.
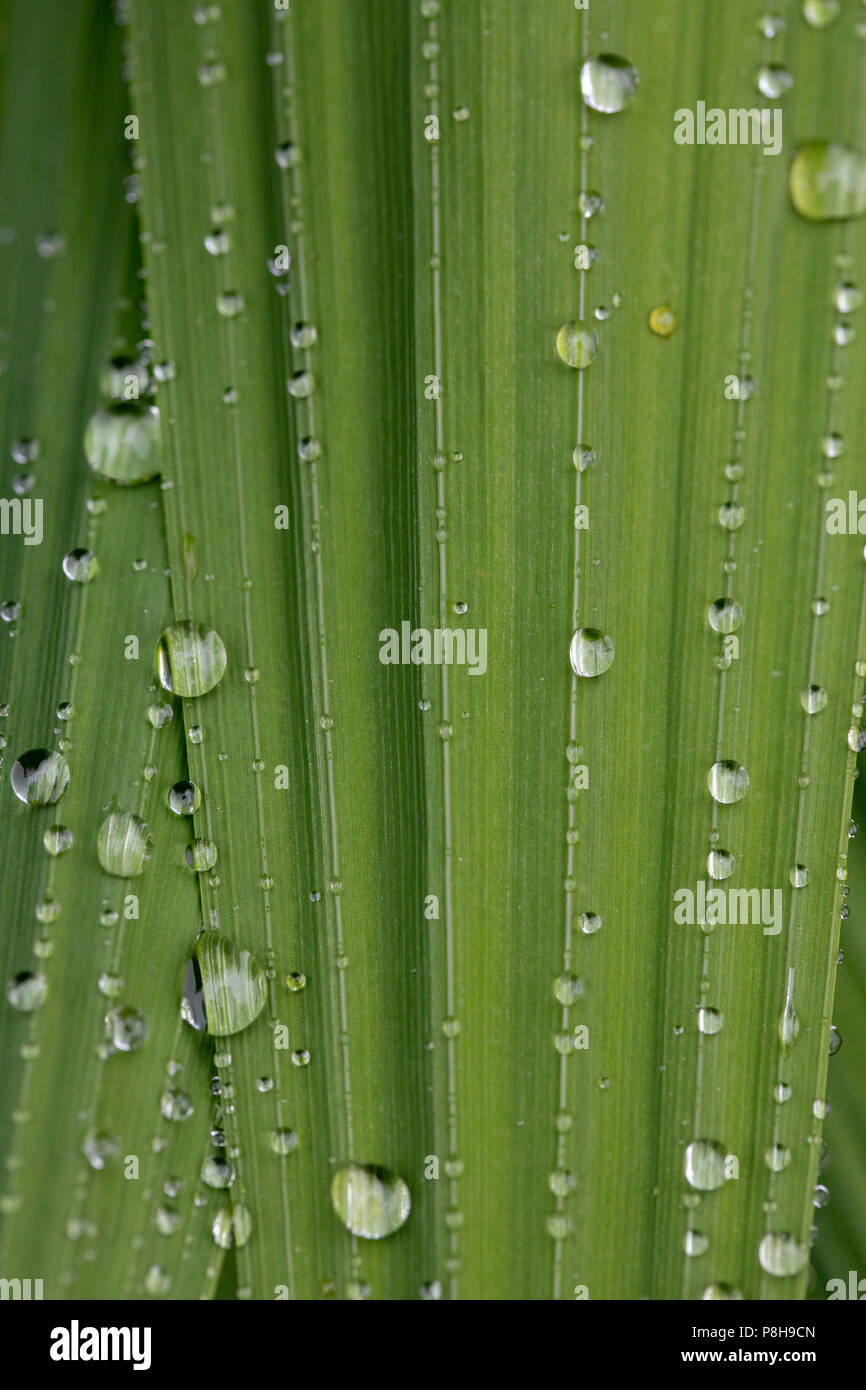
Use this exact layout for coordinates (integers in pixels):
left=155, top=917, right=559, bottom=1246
left=697, top=1007, right=724, bottom=1035
left=790, top=141, right=866, bottom=221
left=554, top=974, right=583, bottom=1005
left=822, top=432, right=844, bottom=458
left=10, top=749, right=70, bottom=806
left=181, top=930, right=266, bottom=1037
left=43, top=824, right=73, bottom=856
left=703, top=1282, right=744, bottom=1299
left=204, top=227, right=230, bottom=256
left=197, top=60, right=226, bottom=86
left=572, top=445, right=595, bottom=471
left=708, top=598, right=743, bottom=634
left=160, top=1087, right=194, bottom=1121
left=757, top=64, right=793, bottom=98
left=105, top=1005, right=148, bottom=1052
left=85, top=405, right=161, bottom=484
left=168, top=780, right=201, bottom=815
left=556, top=322, right=598, bottom=368
left=290, top=321, right=318, bottom=349
left=212, top=1204, right=252, bottom=1249
left=648, top=304, right=676, bottom=337
left=216, top=291, right=244, bottom=319
left=11, top=437, right=39, bottom=464
left=834, top=280, right=863, bottom=313
left=62, top=548, right=98, bottom=583
left=718, top=501, right=745, bottom=531
left=685, top=1140, right=728, bottom=1191
left=764, top=1144, right=791, bottom=1172
left=579, top=911, right=602, bottom=935
left=298, top=436, right=321, bottom=462
left=275, top=142, right=301, bottom=169
left=813, top=1183, right=830, bottom=1208
left=801, top=684, right=827, bottom=714
left=580, top=193, right=606, bottom=227
left=758, top=1232, right=808, bottom=1277
left=707, top=760, right=749, bottom=804
left=580, top=55, right=639, bottom=114
left=157, top=621, right=227, bottom=697
left=147, top=702, right=173, bottom=730
left=291, top=1048, right=310, bottom=1066
left=803, top=0, right=840, bottom=28
left=835, top=320, right=856, bottom=346
left=775, top=1081, right=792, bottom=1103
left=708, top=849, right=735, bottom=881
left=6, top=971, right=47, bottom=1012
left=186, top=838, right=218, bottom=872
left=569, top=627, right=614, bottom=677
left=83, top=1130, right=120, bottom=1170
left=201, top=1156, right=234, bottom=1189
left=330, top=1162, right=411, bottom=1240
left=97, top=811, right=152, bottom=877
left=812, top=596, right=829, bottom=616
left=287, top=371, right=313, bottom=399
left=270, top=1129, right=299, bottom=1156
left=98, top=972, right=124, bottom=998
left=684, top=1229, right=709, bottom=1256
left=790, top=865, right=809, bottom=888
left=828, top=1024, right=842, bottom=1055
left=286, top=971, right=306, bottom=992
left=0, top=599, right=20, bottom=623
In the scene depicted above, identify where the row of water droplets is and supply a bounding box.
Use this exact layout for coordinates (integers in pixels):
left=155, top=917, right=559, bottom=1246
left=420, top=0, right=465, bottom=1300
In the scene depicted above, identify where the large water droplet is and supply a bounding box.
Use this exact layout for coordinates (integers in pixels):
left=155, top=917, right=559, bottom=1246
left=10, top=749, right=70, bottom=806
left=685, top=1140, right=728, bottom=1191
left=330, top=1162, right=411, bottom=1240
left=556, top=322, right=598, bottom=368
left=697, top=1007, right=724, bottom=1035
left=181, top=929, right=267, bottom=1037
left=201, top=1156, right=235, bottom=1188
left=97, top=811, right=152, bottom=877
left=580, top=55, right=639, bottom=114
left=85, top=405, right=161, bottom=485
left=707, top=760, right=749, bottom=804
left=186, top=838, right=218, bottom=871
left=569, top=627, right=614, bottom=677
left=43, top=824, right=73, bottom=856
left=790, top=142, right=866, bottom=221
left=758, top=1232, right=808, bottom=1277
left=157, top=621, right=227, bottom=698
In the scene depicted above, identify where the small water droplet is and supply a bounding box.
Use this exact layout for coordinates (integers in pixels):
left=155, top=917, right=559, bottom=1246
left=186, top=838, right=218, bottom=872
left=270, top=1129, right=299, bottom=1156
left=6, top=971, right=47, bottom=1012
left=707, top=598, right=743, bottom=634
left=757, top=64, right=793, bottom=98
left=648, top=304, right=676, bottom=337
left=43, top=824, right=73, bottom=856
left=290, top=321, right=318, bottom=349
left=685, top=1140, right=728, bottom=1191
left=684, top=1229, right=709, bottom=1256
left=211, top=1204, right=252, bottom=1250
left=62, top=548, right=98, bottom=583
left=801, top=684, right=828, bottom=714
left=708, top=848, right=735, bottom=880
left=105, top=1005, right=148, bottom=1052
left=697, top=1007, right=724, bottom=1035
